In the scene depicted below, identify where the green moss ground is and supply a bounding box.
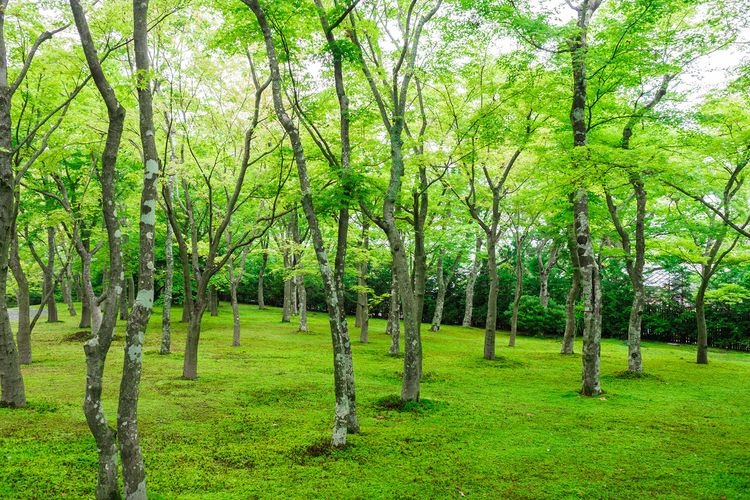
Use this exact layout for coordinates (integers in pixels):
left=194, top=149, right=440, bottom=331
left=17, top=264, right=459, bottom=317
left=1, top=304, right=749, bottom=498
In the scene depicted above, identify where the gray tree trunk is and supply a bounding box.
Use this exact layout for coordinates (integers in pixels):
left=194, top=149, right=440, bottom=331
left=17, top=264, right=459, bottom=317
left=538, top=241, right=559, bottom=309
left=119, top=274, right=129, bottom=320
left=357, top=222, right=369, bottom=341
left=77, top=272, right=92, bottom=329
left=44, top=226, right=59, bottom=323
left=9, top=236, right=31, bottom=365
left=161, top=179, right=174, bottom=354
left=297, top=274, right=308, bottom=333
left=430, top=249, right=445, bottom=332
left=484, top=238, right=499, bottom=360
left=258, top=238, right=267, bottom=309
left=561, top=225, right=580, bottom=354
left=462, top=236, right=482, bottom=327
left=249, top=0, right=359, bottom=445
left=231, top=282, right=241, bottom=344
left=568, top=0, right=603, bottom=396
left=70, top=1, right=127, bottom=495
left=282, top=249, right=292, bottom=323
left=509, top=235, right=524, bottom=347
left=696, top=270, right=709, bottom=365
left=62, top=260, right=77, bottom=316
left=387, top=264, right=401, bottom=355
left=209, top=285, right=218, bottom=317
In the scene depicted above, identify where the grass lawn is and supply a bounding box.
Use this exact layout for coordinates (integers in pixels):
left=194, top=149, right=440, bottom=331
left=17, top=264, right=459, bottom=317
left=1, top=303, right=749, bottom=499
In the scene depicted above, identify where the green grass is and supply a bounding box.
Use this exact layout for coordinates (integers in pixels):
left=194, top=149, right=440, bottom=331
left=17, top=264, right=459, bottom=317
left=2, top=304, right=749, bottom=499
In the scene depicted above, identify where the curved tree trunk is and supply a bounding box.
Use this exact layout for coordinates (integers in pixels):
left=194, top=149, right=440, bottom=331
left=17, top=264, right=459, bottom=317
left=463, top=236, right=482, bottom=327
left=183, top=300, right=206, bottom=379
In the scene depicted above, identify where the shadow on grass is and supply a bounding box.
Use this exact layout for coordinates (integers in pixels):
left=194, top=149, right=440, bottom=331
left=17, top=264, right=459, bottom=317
left=374, top=394, right=448, bottom=414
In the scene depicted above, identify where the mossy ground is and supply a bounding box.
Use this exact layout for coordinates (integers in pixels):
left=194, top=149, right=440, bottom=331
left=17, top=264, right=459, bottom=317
left=2, top=304, right=749, bottom=498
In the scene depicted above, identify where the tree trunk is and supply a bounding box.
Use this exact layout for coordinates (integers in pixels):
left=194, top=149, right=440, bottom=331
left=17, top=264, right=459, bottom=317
left=696, top=274, right=709, bottom=365
left=119, top=274, right=129, bottom=320
left=357, top=222, right=369, bottom=341
left=209, top=285, right=218, bottom=317
left=180, top=252, right=191, bottom=323
left=77, top=273, right=92, bottom=329
left=62, top=261, right=77, bottom=316
left=249, top=0, right=359, bottom=445
left=282, top=251, right=292, bottom=323
left=297, top=275, right=308, bottom=333
left=258, top=240, right=267, bottom=309
left=572, top=189, right=602, bottom=396
left=509, top=242, right=523, bottom=347
left=484, top=238, right=499, bottom=360
left=561, top=225, right=580, bottom=354
left=161, top=187, right=174, bottom=354
left=387, top=264, right=401, bottom=355
left=430, top=249, right=445, bottom=332
left=463, top=236, right=482, bottom=327
left=231, top=280, right=241, bottom=345
left=183, top=300, right=206, bottom=380
left=10, top=236, right=31, bottom=365
left=127, top=275, right=135, bottom=309
left=44, top=226, right=59, bottom=323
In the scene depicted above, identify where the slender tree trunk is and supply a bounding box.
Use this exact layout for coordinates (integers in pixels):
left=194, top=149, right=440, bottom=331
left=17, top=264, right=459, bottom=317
left=70, top=0, right=128, bottom=494
left=44, top=226, right=59, bottom=322
left=282, top=250, right=292, bottom=322
left=484, top=238, right=499, bottom=360
left=183, top=299, right=206, bottom=380
left=463, top=236, right=482, bottom=327
left=430, top=249, right=445, bottom=332
left=696, top=273, right=709, bottom=365
left=209, top=285, right=218, bottom=317
left=561, top=225, right=580, bottom=354
left=231, top=281, right=241, bottom=345
left=568, top=1, right=602, bottom=396
left=119, top=275, right=129, bottom=320
left=358, top=222, right=369, bottom=341
left=10, top=236, right=31, bottom=365
left=161, top=184, right=174, bottom=354
left=62, top=261, right=77, bottom=316
left=297, top=274, right=308, bottom=333
left=249, top=0, right=358, bottom=444
left=258, top=240, right=267, bottom=309
left=180, top=252, right=191, bottom=323
left=387, top=264, right=401, bottom=355
left=509, top=241, right=523, bottom=347
left=77, top=272, right=92, bottom=329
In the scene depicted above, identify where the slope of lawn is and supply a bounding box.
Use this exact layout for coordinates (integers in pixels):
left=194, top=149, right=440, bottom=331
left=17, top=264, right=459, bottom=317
left=1, top=303, right=749, bottom=499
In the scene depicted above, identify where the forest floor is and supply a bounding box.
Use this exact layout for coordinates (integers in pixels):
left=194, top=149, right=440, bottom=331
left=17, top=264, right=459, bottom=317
left=1, top=304, right=749, bottom=499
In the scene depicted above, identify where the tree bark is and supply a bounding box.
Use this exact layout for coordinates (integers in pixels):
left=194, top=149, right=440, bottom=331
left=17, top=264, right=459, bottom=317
left=44, top=226, right=59, bottom=322
left=9, top=235, right=31, bottom=365
left=484, top=237, right=499, bottom=360
left=568, top=0, right=603, bottom=396
left=209, top=284, right=218, bottom=317
left=297, top=274, right=308, bottom=333
left=282, top=246, right=292, bottom=323
left=357, top=221, right=369, bottom=342
left=161, top=177, right=174, bottom=354
left=387, top=262, right=401, bottom=355
left=696, top=269, right=709, bottom=365
left=62, top=260, right=77, bottom=316
left=538, top=240, right=559, bottom=309
left=70, top=0, right=127, bottom=494
left=463, top=236, right=482, bottom=327
left=249, top=0, right=358, bottom=445
left=119, top=274, right=129, bottom=320
left=509, top=236, right=524, bottom=347
left=77, top=272, right=92, bottom=328
left=117, top=1, right=161, bottom=493
left=430, top=249, right=445, bottom=332
left=561, top=226, right=580, bottom=355
left=257, top=238, right=267, bottom=309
